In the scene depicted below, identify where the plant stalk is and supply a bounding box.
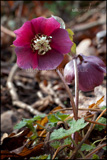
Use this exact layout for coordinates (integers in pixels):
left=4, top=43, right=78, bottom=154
left=73, top=58, right=79, bottom=144
left=56, top=69, right=77, bottom=120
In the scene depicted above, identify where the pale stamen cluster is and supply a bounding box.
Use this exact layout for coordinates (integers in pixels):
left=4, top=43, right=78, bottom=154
left=31, top=34, right=52, bottom=55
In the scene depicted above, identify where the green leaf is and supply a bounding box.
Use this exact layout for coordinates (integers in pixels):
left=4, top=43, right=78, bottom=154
left=94, top=117, right=106, bottom=131
left=48, top=114, right=59, bottom=123
left=14, top=119, right=27, bottom=129
left=46, top=154, right=51, bottom=159
left=50, top=118, right=88, bottom=140
left=101, top=106, right=106, bottom=110
left=64, top=137, right=71, bottom=145
left=14, top=114, right=45, bottom=130
left=71, top=42, right=76, bottom=54
left=80, top=143, right=95, bottom=152
left=33, top=114, right=46, bottom=121
left=67, top=29, right=74, bottom=41
left=55, top=112, right=70, bottom=121
left=50, top=141, right=61, bottom=149
left=103, top=146, right=106, bottom=150
left=48, top=112, right=69, bottom=123
left=92, top=154, right=99, bottom=159
left=30, top=154, right=48, bottom=160
left=66, top=29, right=76, bottom=54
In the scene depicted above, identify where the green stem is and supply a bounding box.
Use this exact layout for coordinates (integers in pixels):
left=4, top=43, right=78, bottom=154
left=70, top=136, right=85, bottom=158
left=35, top=122, right=48, bottom=130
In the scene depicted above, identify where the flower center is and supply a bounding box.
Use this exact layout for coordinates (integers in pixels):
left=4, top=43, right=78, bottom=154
left=31, top=33, right=52, bottom=55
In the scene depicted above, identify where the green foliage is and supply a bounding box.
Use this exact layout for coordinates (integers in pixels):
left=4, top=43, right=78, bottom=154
left=94, top=117, right=106, bottom=131
left=67, top=29, right=74, bottom=41
left=101, top=106, right=106, bottom=110
left=50, top=141, right=61, bottom=149
left=63, top=137, right=72, bottom=145
left=14, top=114, right=46, bottom=130
left=80, top=143, right=95, bottom=152
left=30, top=154, right=48, bottom=160
left=71, top=42, right=76, bottom=54
left=67, top=29, right=76, bottom=54
left=103, top=146, right=106, bottom=150
left=46, top=154, right=51, bottom=159
left=47, top=112, right=69, bottom=127
left=50, top=118, right=88, bottom=140
left=92, top=154, right=99, bottom=159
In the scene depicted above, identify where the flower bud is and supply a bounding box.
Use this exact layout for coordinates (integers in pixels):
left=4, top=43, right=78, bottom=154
left=64, top=54, right=106, bottom=92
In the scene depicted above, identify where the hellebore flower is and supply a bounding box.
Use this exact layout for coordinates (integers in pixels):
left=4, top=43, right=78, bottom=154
left=64, top=54, right=106, bottom=92
left=13, top=17, right=73, bottom=70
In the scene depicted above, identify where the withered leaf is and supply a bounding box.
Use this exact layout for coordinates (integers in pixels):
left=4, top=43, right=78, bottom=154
left=1, top=128, right=30, bottom=151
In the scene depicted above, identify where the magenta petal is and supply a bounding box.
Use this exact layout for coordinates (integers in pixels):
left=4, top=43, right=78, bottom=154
left=13, top=21, right=34, bottom=46
left=51, top=28, right=73, bottom=54
left=78, top=62, right=104, bottom=91
left=37, top=49, right=63, bottom=70
left=80, top=54, right=106, bottom=72
left=31, top=17, right=60, bottom=35
left=15, top=46, right=38, bottom=69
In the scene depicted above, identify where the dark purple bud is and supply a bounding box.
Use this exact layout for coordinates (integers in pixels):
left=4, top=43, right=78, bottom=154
left=64, top=54, right=106, bottom=92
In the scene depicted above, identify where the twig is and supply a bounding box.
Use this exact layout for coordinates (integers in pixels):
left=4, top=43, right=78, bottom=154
left=52, top=145, right=71, bottom=160
left=85, top=119, right=106, bottom=127
left=56, top=69, right=77, bottom=120
left=13, top=101, right=42, bottom=115
left=7, top=63, right=19, bottom=101
left=69, top=113, right=97, bottom=159
left=76, top=1, right=106, bottom=23
left=33, top=96, right=53, bottom=111
left=40, top=82, right=65, bottom=108
left=1, top=25, right=16, bottom=38
left=84, top=143, right=106, bottom=159
left=72, top=19, right=106, bottom=32
left=52, top=107, right=103, bottom=113
left=7, top=63, right=42, bottom=115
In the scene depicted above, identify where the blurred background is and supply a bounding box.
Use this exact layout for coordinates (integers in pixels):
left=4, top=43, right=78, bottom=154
left=1, top=1, right=106, bottom=136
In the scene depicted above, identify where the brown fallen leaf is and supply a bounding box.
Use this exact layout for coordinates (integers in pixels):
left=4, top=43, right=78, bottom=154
left=89, top=96, right=104, bottom=109
left=1, top=128, right=30, bottom=151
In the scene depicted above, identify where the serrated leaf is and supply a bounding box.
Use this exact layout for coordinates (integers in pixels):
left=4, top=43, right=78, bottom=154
left=48, top=114, right=59, bottom=123
left=80, top=143, right=95, bottom=152
left=101, top=106, right=106, bottom=110
left=14, top=119, right=27, bottom=129
left=92, top=154, right=99, bottom=159
left=48, top=112, right=69, bottom=123
left=14, top=114, right=45, bottom=130
left=33, top=114, right=46, bottom=121
left=94, top=117, right=106, bottom=131
left=50, top=141, right=61, bottom=149
left=50, top=118, right=88, bottom=140
left=55, top=112, right=70, bottom=121
left=64, top=137, right=71, bottom=145
left=103, top=146, right=106, bottom=150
